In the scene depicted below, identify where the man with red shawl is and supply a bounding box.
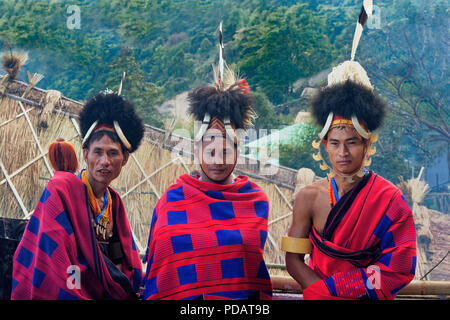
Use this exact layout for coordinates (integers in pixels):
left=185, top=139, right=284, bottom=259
left=284, top=59, right=417, bottom=300
left=142, top=65, right=273, bottom=300
left=11, top=92, right=144, bottom=299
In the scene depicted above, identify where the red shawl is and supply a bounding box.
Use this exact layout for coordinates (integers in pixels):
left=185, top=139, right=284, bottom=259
left=143, top=174, right=272, bottom=300
left=11, top=171, right=142, bottom=300
left=304, top=171, right=416, bottom=300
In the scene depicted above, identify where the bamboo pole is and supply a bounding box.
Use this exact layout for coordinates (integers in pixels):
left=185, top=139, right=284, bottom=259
left=0, top=159, right=29, bottom=217
left=17, top=101, right=54, bottom=176
left=271, top=275, right=450, bottom=296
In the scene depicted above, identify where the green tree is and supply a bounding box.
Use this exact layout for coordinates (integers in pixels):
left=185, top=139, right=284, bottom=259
left=251, top=90, right=282, bottom=130
left=105, top=48, right=164, bottom=127
left=359, top=0, right=449, bottom=174
left=235, top=4, right=335, bottom=104
left=278, top=124, right=322, bottom=173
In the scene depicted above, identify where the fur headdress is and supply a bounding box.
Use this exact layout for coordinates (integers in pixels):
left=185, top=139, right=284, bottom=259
left=311, top=79, right=386, bottom=137
left=188, top=22, right=255, bottom=144
left=79, top=92, right=144, bottom=153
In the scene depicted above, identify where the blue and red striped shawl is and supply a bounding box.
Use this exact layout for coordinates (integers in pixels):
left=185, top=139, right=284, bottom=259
left=143, top=174, right=273, bottom=300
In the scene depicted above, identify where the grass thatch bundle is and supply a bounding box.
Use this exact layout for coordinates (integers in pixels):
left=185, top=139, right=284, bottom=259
left=2, top=51, right=28, bottom=80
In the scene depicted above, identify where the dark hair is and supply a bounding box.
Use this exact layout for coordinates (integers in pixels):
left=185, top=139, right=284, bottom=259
left=310, top=80, right=386, bottom=132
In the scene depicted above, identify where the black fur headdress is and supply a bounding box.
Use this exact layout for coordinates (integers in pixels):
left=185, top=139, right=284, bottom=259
left=188, top=21, right=255, bottom=143
left=310, top=80, right=386, bottom=132
left=79, top=92, right=144, bottom=153
left=187, top=82, right=254, bottom=130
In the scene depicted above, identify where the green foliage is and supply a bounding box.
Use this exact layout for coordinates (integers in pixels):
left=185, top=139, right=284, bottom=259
left=251, top=90, right=282, bottom=130
left=358, top=0, right=449, bottom=170
left=235, top=4, right=336, bottom=103
left=0, top=0, right=446, bottom=184
left=278, top=124, right=322, bottom=174
left=105, top=48, right=165, bottom=127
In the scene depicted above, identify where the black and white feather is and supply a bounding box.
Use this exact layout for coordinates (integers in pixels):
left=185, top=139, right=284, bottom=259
left=351, top=0, right=373, bottom=61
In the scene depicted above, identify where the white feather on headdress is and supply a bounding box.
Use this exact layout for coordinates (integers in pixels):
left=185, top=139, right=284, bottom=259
left=351, top=0, right=373, bottom=61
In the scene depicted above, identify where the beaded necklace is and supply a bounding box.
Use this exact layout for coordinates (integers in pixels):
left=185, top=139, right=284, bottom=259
left=328, top=168, right=367, bottom=208
left=79, top=169, right=112, bottom=239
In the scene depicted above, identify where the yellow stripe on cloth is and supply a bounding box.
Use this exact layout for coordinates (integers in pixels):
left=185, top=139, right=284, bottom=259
left=281, top=236, right=312, bottom=254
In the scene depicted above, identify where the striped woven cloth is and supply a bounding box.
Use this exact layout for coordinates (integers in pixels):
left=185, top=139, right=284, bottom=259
left=143, top=174, right=273, bottom=300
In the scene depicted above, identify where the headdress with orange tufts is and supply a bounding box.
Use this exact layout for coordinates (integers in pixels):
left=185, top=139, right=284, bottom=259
left=187, top=22, right=255, bottom=146
left=48, top=138, right=79, bottom=173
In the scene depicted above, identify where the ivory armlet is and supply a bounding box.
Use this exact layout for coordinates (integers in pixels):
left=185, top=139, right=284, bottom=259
left=281, top=236, right=312, bottom=254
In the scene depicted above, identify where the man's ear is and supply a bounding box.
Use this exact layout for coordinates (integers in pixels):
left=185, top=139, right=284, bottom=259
left=234, top=144, right=240, bottom=162
left=122, top=150, right=130, bottom=166
left=193, top=142, right=202, bottom=165
left=83, top=148, right=88, bottom=163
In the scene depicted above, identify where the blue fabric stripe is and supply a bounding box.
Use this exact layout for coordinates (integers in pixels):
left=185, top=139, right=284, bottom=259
left=143, top=276, right=158, bottom=298
left=361, top=268, right=378, bottom=300
left=254, top=201, right=269, bottom=219
left=373, top=215, right=392, bottom=239
left=57, top=288, right=79, bottom=300
left=39, top=188, right=51, bottom=204
left=11, top=278, right=19, bottom=293
left=323, top=277, right=337, bottom=296
left=38, top=233, right=58, bottom=258
left=411, top=256, right=417, bottom=275
left=216, top=229, right=243, bottom=246
left=221, top=258, right=245, bottom=279
left=209, top=201, right=235, bottom=220
left=205, top=190, right=226, bottom=200
left=27, top=216, right=40, bottom=236
left=16, top=247, right=34, bottom=268
left=331, top=177, right=339, bottom=203
left=55, top=211, right=74, bottom=235
left=32, top=268, right=46, bottom=289
left=259, top=230, right=267, bottom=249
left=166, top=186, right=185, bottom=202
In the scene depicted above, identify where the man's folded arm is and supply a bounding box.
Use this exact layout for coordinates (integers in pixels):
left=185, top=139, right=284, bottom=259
left=304, top=209, right=416, bottom=300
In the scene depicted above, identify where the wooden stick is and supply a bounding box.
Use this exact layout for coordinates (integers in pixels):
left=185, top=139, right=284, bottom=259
left=271, top=275, right=450, bottom=296
left=17, top=101, right=54, bottom=176
left=0, top=159, right=29, bottom=217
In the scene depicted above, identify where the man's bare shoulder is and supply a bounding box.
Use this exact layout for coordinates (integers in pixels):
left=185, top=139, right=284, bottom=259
left=295, top=178, right=328, bottom=202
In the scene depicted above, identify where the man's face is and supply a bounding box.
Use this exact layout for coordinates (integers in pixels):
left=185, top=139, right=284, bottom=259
left=198, top=131, right=237, bottom=184
left=83, top=134, right=129, bottom=189
left=324, top=126, right=368, bottom=177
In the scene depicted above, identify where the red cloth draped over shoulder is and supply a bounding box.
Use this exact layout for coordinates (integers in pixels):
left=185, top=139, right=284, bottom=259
left=304, top=171, right=416, bottom=300
left=11, top=171, right=142, bottom=300
left=143, top=174, right=272, bottom=300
